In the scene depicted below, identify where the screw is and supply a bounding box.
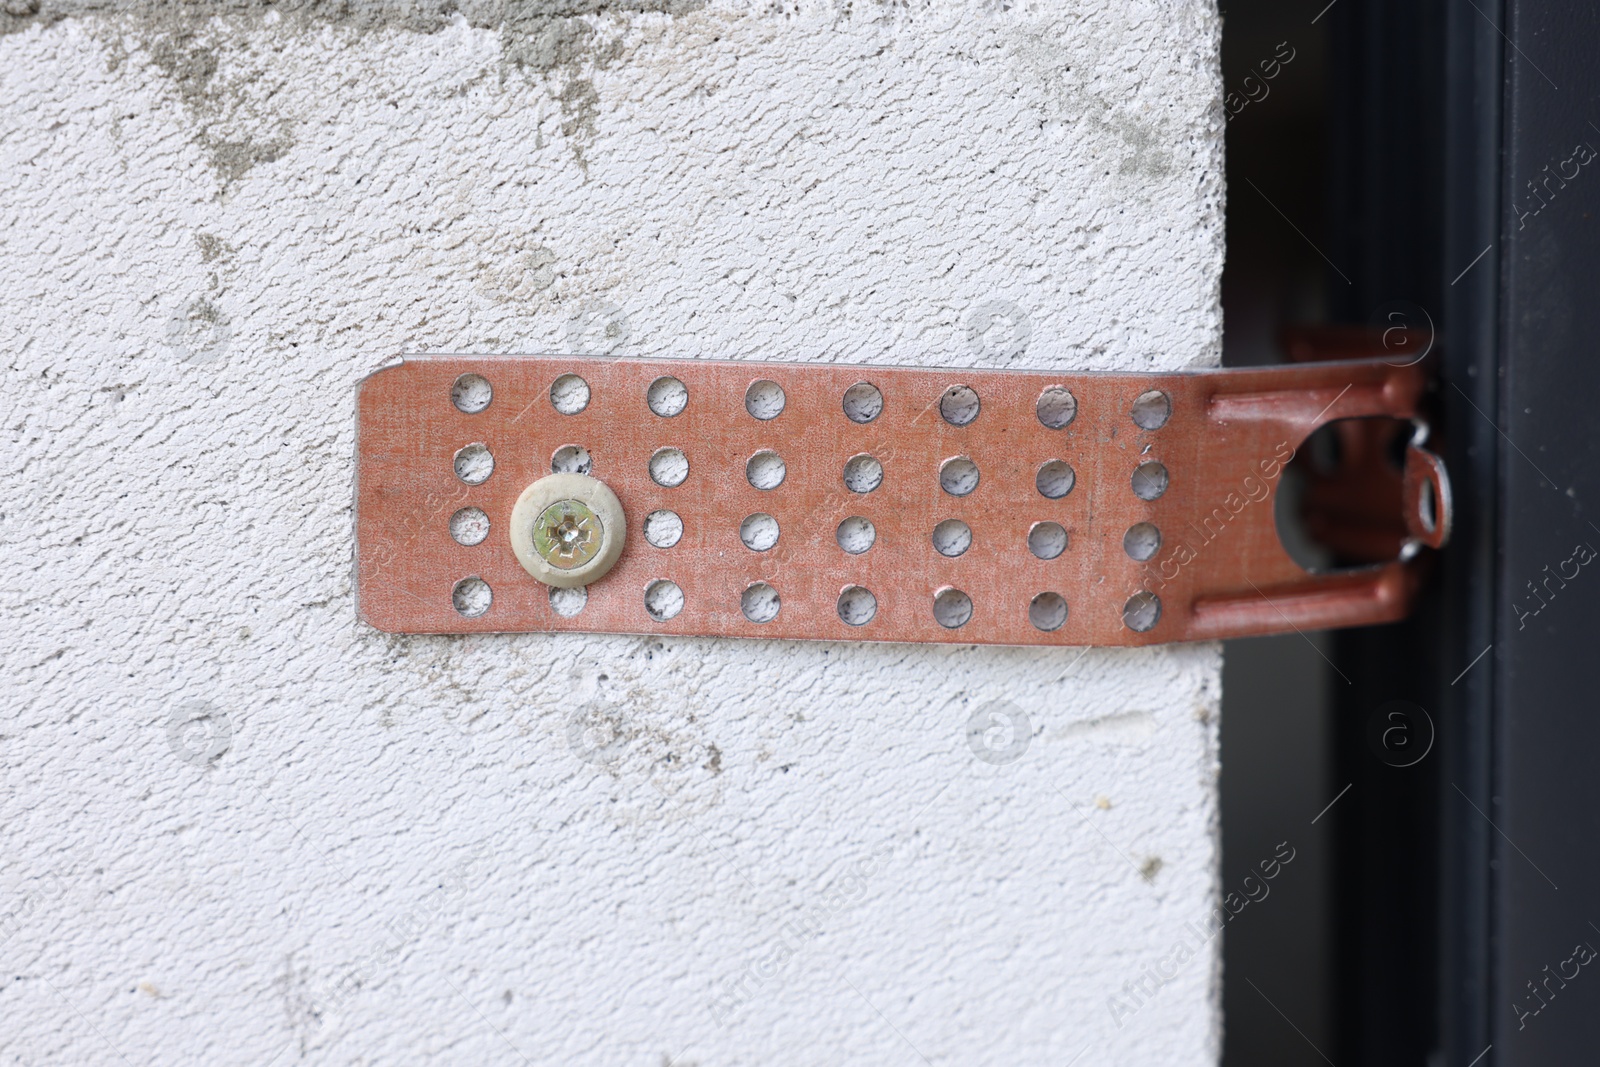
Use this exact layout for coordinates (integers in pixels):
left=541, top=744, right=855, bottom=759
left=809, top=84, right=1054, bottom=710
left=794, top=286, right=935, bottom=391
left=532, top=499, right=604, bottom=569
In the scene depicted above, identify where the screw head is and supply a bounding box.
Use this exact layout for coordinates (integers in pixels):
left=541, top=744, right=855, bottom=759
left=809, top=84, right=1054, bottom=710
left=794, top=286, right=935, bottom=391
left=508, top=473, right=627, bottom=589
left=533, top=499, right=603, bottom=569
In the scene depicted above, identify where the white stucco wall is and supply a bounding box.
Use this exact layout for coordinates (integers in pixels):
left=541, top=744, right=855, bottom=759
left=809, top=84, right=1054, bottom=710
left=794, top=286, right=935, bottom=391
left=1, top=1, right=1224, bottom=1063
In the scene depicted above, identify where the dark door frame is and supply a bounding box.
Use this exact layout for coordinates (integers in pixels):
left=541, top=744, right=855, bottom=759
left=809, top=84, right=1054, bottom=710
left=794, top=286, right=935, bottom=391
left=1329, top=0, right=1599, bottom=1063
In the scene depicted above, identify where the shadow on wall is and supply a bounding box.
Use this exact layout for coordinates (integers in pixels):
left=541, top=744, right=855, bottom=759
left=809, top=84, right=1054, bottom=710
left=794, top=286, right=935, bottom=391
left=1221, top=633, right=1332, bottom=1067
left=1218, top=0, right=1335, bottom=1062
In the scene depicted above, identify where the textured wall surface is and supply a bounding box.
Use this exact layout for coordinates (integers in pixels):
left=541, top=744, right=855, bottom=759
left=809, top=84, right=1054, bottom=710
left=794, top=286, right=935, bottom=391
left=0, top=1, right=1224, bottom=1063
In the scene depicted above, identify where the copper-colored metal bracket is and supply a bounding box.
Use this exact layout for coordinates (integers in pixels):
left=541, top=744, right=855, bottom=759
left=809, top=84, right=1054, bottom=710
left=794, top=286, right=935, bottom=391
left=356, top=354, right=1451, bottom=646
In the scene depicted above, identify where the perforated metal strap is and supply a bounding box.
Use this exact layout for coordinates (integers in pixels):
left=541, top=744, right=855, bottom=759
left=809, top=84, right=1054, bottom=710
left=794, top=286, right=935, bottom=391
left=355, top=354, right=1448, bottom=646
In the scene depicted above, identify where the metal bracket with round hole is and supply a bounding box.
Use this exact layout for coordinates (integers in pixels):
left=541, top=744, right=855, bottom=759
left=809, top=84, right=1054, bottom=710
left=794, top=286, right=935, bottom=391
left=355, top=353, right=1451, bottom=646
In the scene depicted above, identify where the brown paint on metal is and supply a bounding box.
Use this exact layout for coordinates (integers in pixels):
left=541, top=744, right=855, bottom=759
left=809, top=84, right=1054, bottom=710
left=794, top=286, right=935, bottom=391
left=1298, top=417, right=1411, bottom=565
left=356, top=354, right=1447, bottom=646
left=1403, top=444, right=1451, bottom=550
